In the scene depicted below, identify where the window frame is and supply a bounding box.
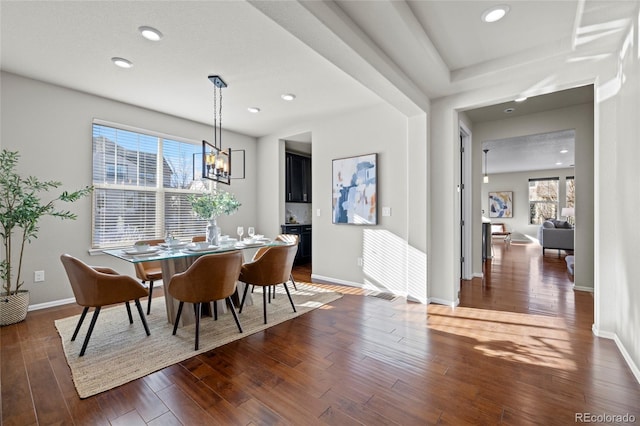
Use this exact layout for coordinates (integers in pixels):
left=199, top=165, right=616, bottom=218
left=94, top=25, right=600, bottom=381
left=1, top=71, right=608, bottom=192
left=91, top=120, right=208, bottom=249
left=528, top=177, right=559, bottom=225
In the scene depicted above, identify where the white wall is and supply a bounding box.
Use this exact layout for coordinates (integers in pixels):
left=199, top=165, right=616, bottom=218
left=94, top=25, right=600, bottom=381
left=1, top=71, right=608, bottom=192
left=480, top=168, right=574, bottom=238
left=0, top=72, right=258, bottom=306
left=257, top=103, right=425, bottom=299
left=431, top=5, right=639, bottom=379
left=593, top=9, right=640, bottom=379
left=471, top=103, right=593, bottom=286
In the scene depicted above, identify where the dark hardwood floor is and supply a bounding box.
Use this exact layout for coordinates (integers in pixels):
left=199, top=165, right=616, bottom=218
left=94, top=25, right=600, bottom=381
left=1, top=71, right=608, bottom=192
left=2, top=244, right=639, bottom=425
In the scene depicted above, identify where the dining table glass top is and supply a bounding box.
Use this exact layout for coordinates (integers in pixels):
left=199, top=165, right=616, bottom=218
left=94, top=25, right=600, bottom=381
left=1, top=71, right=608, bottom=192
left=103, top=239, right=285, bottom=263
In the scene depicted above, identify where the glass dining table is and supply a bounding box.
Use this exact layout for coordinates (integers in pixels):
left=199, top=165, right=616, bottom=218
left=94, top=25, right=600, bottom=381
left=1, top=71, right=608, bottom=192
left=103, top=239, right=287, bottom=327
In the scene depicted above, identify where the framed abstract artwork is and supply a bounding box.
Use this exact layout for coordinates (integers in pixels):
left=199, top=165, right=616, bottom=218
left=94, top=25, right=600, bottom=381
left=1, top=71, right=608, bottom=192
left=489, top=191, right=513, bottom=218
left=332, top=153, right=377, bottom=225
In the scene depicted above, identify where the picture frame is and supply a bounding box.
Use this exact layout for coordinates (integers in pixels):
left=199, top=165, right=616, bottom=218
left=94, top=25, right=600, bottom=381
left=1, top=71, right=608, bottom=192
left=489, top=191, right=513, bottom=218
left=332, top=153, right=377, bottom=225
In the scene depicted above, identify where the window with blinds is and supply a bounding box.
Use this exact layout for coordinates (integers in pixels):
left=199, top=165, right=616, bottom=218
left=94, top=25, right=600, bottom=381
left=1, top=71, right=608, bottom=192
left=528, top=177, right=559, bottom=225
left=92, top=122, right=207, bottom=248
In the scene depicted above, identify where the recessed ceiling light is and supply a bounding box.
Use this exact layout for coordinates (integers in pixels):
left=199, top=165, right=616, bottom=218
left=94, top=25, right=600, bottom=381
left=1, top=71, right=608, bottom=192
left=247, top=107, right=261, bottom=113
left=139, top=26, right=163, bottom=41
left=281, top=93, right=296, bottom=101
left=515, top=97, right=528, bottom=102
left=504, top=107, right=515, bottom=113
left=560, top=149, right=569, bottom=154
left=555, top=162, right=563, bottom=166
left=481, top=5, right=510, bottom=23
left=111, top=57, right=133, bottom=69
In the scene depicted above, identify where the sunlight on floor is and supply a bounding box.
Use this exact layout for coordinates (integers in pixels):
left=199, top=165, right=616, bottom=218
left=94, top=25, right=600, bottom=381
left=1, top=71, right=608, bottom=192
left=427, top=305, right=577, bottom=371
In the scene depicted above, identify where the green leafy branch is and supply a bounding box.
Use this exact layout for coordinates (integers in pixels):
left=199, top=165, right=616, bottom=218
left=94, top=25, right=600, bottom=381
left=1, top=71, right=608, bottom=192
left=188, top=189, right=241, bottom=220
left=0, top=149, right=92, bottom=295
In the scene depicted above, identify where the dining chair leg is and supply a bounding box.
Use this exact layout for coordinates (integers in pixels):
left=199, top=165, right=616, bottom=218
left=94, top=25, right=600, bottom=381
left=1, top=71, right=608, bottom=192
left=71, top=307, right=89, bottom=341
left=283, top=283, right=296, bottom=313
left=263, top=288, right=268, bottom=324
left=213, top=300, right=218, bottom=321
left=146, top=280, right=154, bottom=315
left=134, top=299, right=151, bottom=336
left=125, top=301, right=133, bottom=324
left=79, top=307, right=101, bottom=357
left=194, top=302, right=201, bottom=351
left=227, top=297, right=243, bottom=333
left=290, top=273, right=297, bottom=290
left=239, top=283, right=250, bottom=313
left=172, top=302, right=184, bottom=335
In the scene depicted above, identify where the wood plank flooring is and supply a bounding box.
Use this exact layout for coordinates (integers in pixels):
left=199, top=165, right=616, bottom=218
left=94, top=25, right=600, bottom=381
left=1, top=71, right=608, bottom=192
left=2, top=244, right=639, bottom=425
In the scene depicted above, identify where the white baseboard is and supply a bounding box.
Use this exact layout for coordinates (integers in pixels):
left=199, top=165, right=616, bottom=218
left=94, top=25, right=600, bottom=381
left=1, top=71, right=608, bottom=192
left=573, top=285, right=594, bottom=292
left=310, top=274, right=363, bottom=288
left=27, top=282, right=162, bottom=312
left=429, top=297, right=458, bottom=308
left=472, top=272, right=484, bottom=279
left=592, top=325, right=640, bottom=384
left=28, top=297, right=76, bottom=311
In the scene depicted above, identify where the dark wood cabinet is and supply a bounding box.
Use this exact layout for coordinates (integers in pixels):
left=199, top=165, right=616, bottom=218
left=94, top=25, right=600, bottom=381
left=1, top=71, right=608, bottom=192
left=286, top=153, right=311, bottom=203
left=281, top=224, right=311, bottom=264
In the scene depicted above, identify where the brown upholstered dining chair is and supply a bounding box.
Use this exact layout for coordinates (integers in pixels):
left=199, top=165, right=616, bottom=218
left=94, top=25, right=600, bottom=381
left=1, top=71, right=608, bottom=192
left=133, top=238, right=164, bottom=315
left=191, top=235, right=206, bottom=243
left=60, top=254, right=150, bottom=356
left=252, top=234, right=299, bottom=290
left=168, top=251, right=243, bottom=350
left=239, top=243, right=298, bottom=324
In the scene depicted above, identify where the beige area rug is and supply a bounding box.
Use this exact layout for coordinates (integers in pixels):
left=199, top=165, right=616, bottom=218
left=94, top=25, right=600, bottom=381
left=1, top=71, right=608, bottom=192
left=54, top=283, right=342, bottom=398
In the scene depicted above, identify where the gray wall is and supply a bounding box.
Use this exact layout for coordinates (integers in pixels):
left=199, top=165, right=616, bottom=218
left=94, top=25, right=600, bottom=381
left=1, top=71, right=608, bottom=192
left=480, top=168, right=574, bottom=237
left=257, top=103, right=426, bottom=299
left=471, top=102, right=594, bottom=288
left=0, top=72, right=258, bottom=305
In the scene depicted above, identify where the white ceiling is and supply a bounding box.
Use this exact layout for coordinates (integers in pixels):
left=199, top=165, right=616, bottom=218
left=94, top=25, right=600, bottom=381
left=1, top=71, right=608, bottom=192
left=483, top=129, right=576, bottom=175
left=1, top=0, right=636, bottom=142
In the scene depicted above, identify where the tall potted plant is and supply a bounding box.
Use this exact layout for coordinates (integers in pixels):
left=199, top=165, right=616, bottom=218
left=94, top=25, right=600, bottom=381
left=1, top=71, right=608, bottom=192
left=0, top=149, right=92, bottom=326
left=189, top=188, right=240, bottom=245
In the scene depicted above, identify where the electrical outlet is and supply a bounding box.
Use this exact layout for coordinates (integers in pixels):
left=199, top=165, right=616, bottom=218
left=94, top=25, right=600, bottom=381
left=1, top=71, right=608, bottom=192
left=382, top=207, right=391, bottom=217
left=34, top=270, right=45, bottom=282
left=357, top=257, right=363, bottom=267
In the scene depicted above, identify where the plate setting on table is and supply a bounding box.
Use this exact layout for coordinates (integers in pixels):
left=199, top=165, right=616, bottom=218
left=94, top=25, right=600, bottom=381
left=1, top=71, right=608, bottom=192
left=184, top=243, right=220, bottom=253
left=123, top=246, right=161, bottom=255
left=159, top=241, right=188, bottom=249
left=236, top=240, right=266, bottom=248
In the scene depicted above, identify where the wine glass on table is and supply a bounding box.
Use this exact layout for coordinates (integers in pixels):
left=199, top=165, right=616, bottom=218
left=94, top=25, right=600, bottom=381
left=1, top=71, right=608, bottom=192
left=237, top=226, right=244, bottom=243
left=247, top=227, right=255, bottom=240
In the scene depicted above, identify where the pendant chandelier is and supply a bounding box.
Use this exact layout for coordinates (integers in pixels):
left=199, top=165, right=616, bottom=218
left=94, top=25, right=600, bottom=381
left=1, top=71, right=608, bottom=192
left=483, top=148, right=489, bottom=183
left=202, top=75, right=232, bottom=185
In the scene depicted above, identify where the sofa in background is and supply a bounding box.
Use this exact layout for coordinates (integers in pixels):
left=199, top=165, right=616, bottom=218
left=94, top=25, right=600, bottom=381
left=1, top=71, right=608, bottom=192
left=538, top=219, right=574, bottom=255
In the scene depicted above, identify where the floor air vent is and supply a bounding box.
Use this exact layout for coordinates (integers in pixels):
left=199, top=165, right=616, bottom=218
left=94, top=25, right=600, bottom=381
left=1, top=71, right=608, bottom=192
left=368, top=291, right=397, bottom=301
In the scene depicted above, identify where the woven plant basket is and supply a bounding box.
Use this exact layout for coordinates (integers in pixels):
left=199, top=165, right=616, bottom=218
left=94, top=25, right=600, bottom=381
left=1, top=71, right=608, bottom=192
left=1, top=290, right=30, bottom=326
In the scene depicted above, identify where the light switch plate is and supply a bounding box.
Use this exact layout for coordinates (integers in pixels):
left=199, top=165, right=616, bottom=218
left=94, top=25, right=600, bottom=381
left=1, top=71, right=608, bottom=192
left=382, top=207, right=391, bottom=217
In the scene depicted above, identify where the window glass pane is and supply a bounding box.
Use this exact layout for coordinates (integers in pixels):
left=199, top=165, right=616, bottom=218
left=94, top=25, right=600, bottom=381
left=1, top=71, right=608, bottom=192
left=528, top=178, right=558, bottom=202
left=92, top=188, right=157, bottom=248
left=93, top=125, right=157, bottom=187
left=566, top=177, right=575, bottom=208
left=529, top=178, right=559, bottom=224
left=162, top=139, right=202, bottom=189
left=92, top=123, right=207, bottom=248
left=164, top=192, right=207, bottom=240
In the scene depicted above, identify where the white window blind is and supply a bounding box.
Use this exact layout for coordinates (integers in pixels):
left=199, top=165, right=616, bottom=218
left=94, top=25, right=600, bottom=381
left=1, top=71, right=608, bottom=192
left=92, top=123, right=207, bottom=248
